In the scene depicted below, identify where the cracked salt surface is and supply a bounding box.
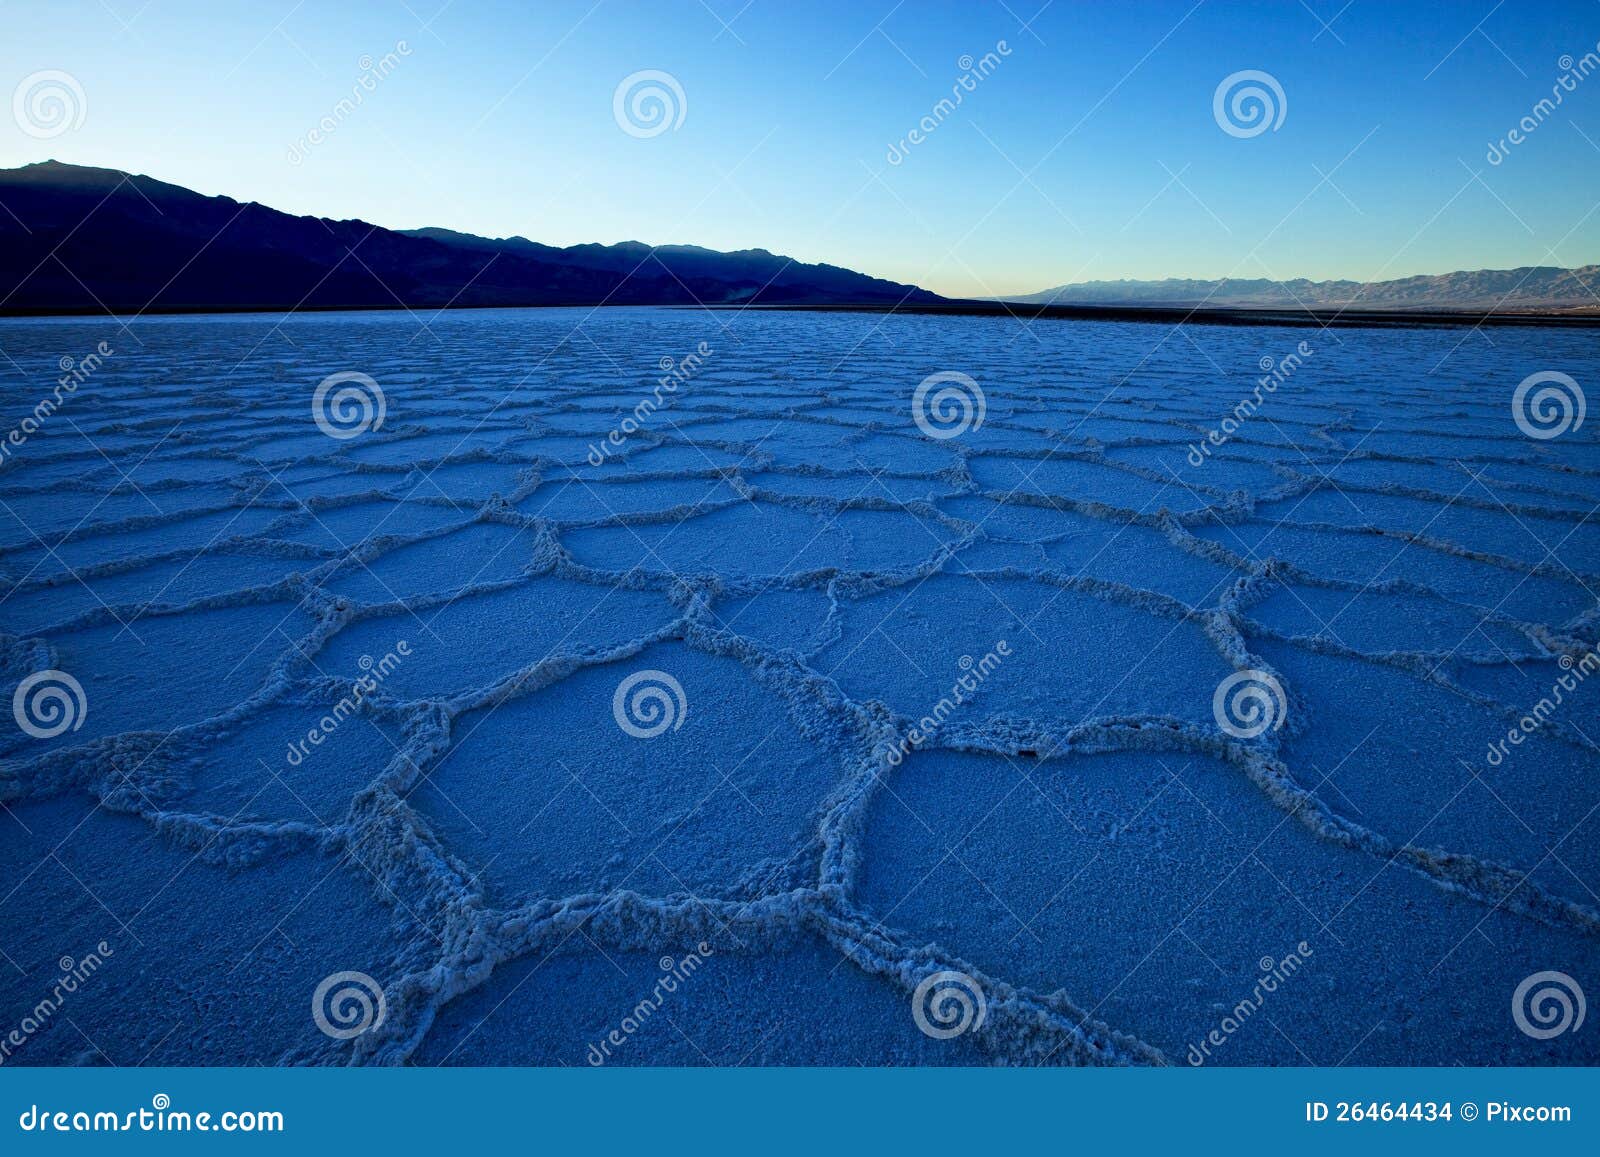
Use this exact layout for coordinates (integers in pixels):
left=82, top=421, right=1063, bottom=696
left=1, top=306, right=1597, bottom=1066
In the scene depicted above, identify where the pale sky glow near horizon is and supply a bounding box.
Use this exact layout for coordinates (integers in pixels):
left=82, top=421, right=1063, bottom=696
left=4, top=0, right=1599, bottom=298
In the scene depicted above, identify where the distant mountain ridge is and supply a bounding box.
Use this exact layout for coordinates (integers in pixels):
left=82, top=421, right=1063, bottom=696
left=1009, top=267, right=1600, bottom=312
left=5, top=161, right=1593, bottom=317
left=0, top=161, right=940, bottom=314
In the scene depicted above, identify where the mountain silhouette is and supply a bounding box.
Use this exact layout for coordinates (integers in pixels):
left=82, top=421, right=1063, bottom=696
left=0, top=161, right=941, bottom=315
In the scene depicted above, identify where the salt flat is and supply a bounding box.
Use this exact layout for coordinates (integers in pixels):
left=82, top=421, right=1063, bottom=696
left=1, top=306, right=1596, bottom=1066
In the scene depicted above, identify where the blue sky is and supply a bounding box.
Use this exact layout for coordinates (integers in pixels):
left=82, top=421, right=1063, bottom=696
left=4, top=0, right=1599, bottom=296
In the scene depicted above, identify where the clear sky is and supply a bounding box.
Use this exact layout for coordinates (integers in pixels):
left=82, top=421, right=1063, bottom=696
left=4, top=0, right=1599, bottom=297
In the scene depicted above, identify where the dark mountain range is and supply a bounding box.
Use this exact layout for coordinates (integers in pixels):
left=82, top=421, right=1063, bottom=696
left=1008, top=268, right=1600, bottom=313
left=0, top=161, right=940, bottom=315
left=5, top=161, right=1592, bottom=319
